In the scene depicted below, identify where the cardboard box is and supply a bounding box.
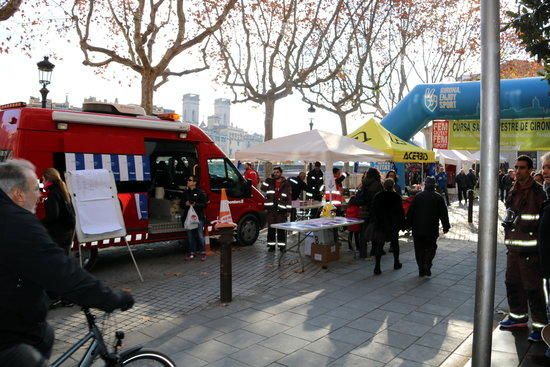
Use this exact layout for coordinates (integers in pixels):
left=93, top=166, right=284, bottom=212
left=311, top=243, right=340, bottom=264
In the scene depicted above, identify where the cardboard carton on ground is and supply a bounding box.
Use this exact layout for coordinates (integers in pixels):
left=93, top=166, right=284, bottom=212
left=311, top=243, right=340, bottom=266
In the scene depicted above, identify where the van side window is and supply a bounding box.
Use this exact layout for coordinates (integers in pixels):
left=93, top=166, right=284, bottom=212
left=208, top=158, right=248, bottom=198
left=0, top=150, right=11, bottom=162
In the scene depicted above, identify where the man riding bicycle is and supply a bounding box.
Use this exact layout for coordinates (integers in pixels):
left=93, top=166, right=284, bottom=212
left=0, top=159, right=134, bottom=367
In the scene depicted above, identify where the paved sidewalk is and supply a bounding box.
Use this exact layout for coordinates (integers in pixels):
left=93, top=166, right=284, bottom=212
left=50, top=201, right=540, bottom=366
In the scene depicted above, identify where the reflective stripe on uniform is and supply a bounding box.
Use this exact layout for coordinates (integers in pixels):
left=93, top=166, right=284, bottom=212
left=281, top=193, right=287, bottom=197
left=278, top=204, right=286, bottom=209
left=532, top=322, right=546, bottom=329
left=520, top=214, right=540, bottom=221
left=290, top=178, right=298, bottom=184
left=266, top=190, right=275, bottom=194
left=319, top=185, right=325, bottom=191
left=509, top=312, right=528, bottom=319
left=262, top=182, right=269, bottom=187
left=276, top=243, right=286, bottom=247
left=264, top=202, right=274, bottom=206
left=330, top=190, right=340, bottom=194
left=306, top=192, right=313, bottom=197
left=504, top=239, right=537, bottom=246
left=286, top=205, right=292, bottom=209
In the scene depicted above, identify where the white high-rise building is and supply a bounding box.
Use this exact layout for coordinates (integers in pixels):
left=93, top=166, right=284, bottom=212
left=182, top=94, right=200, bottom=124
left=214, top=98, right=231, bottom=127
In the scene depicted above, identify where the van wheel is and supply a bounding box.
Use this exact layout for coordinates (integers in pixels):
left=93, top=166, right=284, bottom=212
left=72, top=247, right=98, bottom=271
left=236, top=215, right=260, bottom=246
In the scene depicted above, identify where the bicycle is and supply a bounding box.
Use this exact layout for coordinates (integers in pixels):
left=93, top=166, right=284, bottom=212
left=51, top=308, right=176, bottom=366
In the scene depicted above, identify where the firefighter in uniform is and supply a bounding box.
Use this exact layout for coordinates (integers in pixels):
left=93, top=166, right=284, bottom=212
left=499, top=155, right=548, bottom=342
left=289, top=172, right=307, bottom=222
left=261, top=166, right=292, bottom=252
left=306, top=161, right=324, bottom=218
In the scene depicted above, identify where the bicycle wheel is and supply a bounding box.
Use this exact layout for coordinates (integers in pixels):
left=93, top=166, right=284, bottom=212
left=121, top=349, right=176, bottom=366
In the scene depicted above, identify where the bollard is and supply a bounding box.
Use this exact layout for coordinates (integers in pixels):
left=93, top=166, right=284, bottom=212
left=468, top=189, right=474, bottom=223
left=219, top=227, right=234, bottom=303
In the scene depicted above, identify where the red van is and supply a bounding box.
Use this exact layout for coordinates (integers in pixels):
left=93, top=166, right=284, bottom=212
left=0, top=102, right=265, bottom=267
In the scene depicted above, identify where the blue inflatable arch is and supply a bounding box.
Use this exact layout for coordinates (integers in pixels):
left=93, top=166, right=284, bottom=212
left=380, top=77, right=550, bottom=141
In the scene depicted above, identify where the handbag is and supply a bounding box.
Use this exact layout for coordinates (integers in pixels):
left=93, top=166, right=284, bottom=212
left=184, top=206, right=200, bottom=230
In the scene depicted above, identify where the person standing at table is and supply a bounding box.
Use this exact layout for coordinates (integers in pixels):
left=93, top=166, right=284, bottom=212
left=406, top=176, right=450, bottom=277
left=289, top=172, right=307, bottom=221
left=306, top=162, right=324, bottom=217
left=386, top=170, right=402, bottom=196
left=261, top=167, right=292, bottom=252
left=355, top=167, right=383, bottom=258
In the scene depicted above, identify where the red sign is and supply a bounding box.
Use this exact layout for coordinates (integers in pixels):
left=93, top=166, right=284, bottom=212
left=432, top=120, right=449, bottom=149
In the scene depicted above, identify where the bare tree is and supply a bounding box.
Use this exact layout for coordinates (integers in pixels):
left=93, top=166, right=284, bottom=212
left=297, top=0, right=387, bottom=136
left=70, top=0, right=236, bottom=113
left=212, top=0, right=364, bottom=142
left=0, top=0, right=22, bottom=21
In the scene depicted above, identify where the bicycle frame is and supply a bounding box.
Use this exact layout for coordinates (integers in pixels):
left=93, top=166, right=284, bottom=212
left=50, top=309, right=113, bottom=367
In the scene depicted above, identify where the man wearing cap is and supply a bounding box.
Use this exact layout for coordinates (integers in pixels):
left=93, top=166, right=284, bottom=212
left=406, top=176, right=450, bottom=277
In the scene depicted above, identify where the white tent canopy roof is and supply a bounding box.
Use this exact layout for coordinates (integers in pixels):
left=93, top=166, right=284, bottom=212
left=434, top=149, right=476, bottom=166
left=470, top=150, right=507, bottom=163
left=235, top=129, right=391, bottom=163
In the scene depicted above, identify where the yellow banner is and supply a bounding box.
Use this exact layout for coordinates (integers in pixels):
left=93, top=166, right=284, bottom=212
left=447, top=119, right=550, bottom=150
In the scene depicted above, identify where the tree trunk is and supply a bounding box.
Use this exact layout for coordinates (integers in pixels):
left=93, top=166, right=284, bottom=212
left=338, top=113, right=348, bottom=136
left=264, top=98, right=275, bottom=141
left=141, top=73, right=155, bottom=115
left=263, top=99, right=276, bottom=178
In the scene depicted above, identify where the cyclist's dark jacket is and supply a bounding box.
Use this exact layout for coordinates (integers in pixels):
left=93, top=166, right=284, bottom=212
left=0, top=189, right=122, bottom=350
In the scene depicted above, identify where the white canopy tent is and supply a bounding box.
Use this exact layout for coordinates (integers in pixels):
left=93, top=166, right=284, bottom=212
left=235, top=130, right=391, bottom=201
left=435, top=149, right=476, bottom=166
left=235, top=129, right=390, bottom=163
left=470, top=150, right=507, bottom=163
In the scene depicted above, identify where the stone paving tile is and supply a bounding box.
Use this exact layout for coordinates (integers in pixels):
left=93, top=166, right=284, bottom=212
left=287, top=303, right=330, bottom=318
left=267, top=311, right=310, bottom=327
left=350, top=340, right=403, bottom=363
left=203, top=316, right=251, bottom=333
left=347, top=317, right=389, bottom=334
left=206, top=357, right=250, bottom=367
left=371, top=330, right=419, bottom=349
left=259, top=333, right=310, bottom=354
left=403, top=311, right=444, bottom=327
left=304, top=337, right=356, bottom=359
left=214, top=329, right=266, bottom=349
left=385, top=357, right=429, bottom=367
left=277, top=349, right=334, bottom=367
left=230, top=308, right=273, bottom=323
left=388, top=320, right=432, bottom=337
left=230, top=344, right=286, bottom=367
left=171, top=351, right=209, bottom=366
left=305, top=314, right=350, bottom=330
left=380, top=301, right=419, bottom=315
left=326, top=326, right=374, bottom=346
left=176, top=325, right=225, bottom=344
left=185, top=340, right=240, bottom=363
left=242, top=319, right=292, bottom=338
left=329, top=354, right=385, bottom=367
left=416, top=332, right=464, bottom=352
left=283, top=324, right=331, bottom=342
left=325, top=306, right=370, bottom=321
left=398, top=343, right=452, bottom=366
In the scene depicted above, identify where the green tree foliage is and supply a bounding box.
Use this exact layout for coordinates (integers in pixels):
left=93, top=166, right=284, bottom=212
left=507, top=0, right=550, bottom=81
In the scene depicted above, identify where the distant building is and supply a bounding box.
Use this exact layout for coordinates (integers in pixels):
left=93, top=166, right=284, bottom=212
left=182, top=95, right=263, bottom=158
left=182, top=94, right=200, bottom=124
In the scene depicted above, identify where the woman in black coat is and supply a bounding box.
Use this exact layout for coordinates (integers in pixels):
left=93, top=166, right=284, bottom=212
left=42, top=168, right=76, bottom=256
left=355, top=168, right=384, bottom=258
left=371, top=178, right=405, bottom=274
left=181, top=175, right=208, bottom=261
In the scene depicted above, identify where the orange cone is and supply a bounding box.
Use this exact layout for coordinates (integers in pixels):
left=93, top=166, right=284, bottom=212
left=203, top=224, right=214, bottom=255
left=215, top=188, right=237, bottom=230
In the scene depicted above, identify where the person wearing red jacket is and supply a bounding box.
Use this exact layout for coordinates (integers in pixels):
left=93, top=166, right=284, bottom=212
left=345, top=196, right=361, bottom=252
left=244, top=162, right=260, bottom=188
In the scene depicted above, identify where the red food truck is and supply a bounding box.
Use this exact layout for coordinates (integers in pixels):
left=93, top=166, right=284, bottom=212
left=0, top=102, right=266, bottom=268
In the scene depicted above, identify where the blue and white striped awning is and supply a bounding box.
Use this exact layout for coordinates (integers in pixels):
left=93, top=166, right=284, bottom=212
left=65, top=153, right=151, bottom=181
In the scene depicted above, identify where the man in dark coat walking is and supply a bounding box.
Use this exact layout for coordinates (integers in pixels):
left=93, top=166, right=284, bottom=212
left=371, top=178, right=405, bottom=274
left=456, top=169, right=468, bottom=205
left=407, top=176, right=450, bottom=277
left=0, top=159, right=133, bottom=366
